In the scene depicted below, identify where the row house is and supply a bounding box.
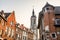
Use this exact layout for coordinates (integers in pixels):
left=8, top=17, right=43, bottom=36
left=16, top=23, right=23, bottom=40
left=0, top=10, right=16, bottom=40
left=16, top=24, right=34, bottom=40
left=28, top=29, right=34, bottom=40
left=38, top=2, right=60, bottom=40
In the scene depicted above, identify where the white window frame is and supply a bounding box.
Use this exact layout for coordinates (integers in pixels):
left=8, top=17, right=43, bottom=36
left=50, top=32, right=57, bottom=39
left=55, top=19, right=60, bottom=25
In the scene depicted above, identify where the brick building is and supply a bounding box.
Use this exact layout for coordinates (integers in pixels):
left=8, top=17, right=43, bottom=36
left=0, top=10, right=16, bottom=40
left=38, top=2, right=60, bottom=40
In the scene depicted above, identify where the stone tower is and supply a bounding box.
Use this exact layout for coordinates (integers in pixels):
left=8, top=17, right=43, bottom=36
left=30, top=9, right=36, bottom=29
left=30, top=9, right=38, bottom=40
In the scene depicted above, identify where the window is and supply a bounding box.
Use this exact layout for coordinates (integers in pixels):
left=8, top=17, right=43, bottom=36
left=20, top=34, right=21, bottom=39
left=23, top=36, right=26, bottom=40
left=1, top=20, right=4, bottom=26
left=17, top=34, right=20, bottom=40
left=11, top=29, right=14, bottom=37
left=57, top=32, right=60, bottom=34
left=7, top=27, right=11, bottom=37
left=44, top=7, right=49, bottom=12
left=46, top=8, right=49, bottom=10
left=55, top=19, right=60, bottom=25
left=3, top=14, right=5, bottom=17
left=51, top=32, right=57, bottom=39
left=16, top=28, right=18, bottom=31
left=0, top=30, right=2, bottom=37
left=5, top=26, right=9, bottom=35
left=10, top=21, right=13, bottom=26
left=52, top=34, right=55, bottom=38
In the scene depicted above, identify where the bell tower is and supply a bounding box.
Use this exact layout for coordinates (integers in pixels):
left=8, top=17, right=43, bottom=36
left=30, top=9, right=36, bottom=30
left=30, top=9, right=38, bottom=40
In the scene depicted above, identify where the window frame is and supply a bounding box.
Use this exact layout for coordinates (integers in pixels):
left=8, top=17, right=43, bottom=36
left=55, top=19, right=60, bottom=25
left=50, top=32, right=57, bottom=39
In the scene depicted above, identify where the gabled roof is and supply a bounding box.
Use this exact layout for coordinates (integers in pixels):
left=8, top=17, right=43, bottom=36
left=4, top=13, right=11, bottom=18
left=0, top=11, right=11, bottom=22
left=31, top=9, right=36, bottom=17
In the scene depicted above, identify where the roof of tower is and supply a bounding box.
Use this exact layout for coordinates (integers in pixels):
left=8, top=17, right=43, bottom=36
left=32, top=9, right=34, bottom=16
left=43, top=2, right=55, bottom=9
left=39, top=6, right=60, bottom=15
left=31, top=9, right=36, bottom=17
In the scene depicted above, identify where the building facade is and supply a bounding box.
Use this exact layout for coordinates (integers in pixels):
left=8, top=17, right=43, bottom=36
left=28, top=29, right=34, bottom=40
left=16, top=23, right=23, bottom=40
left=0, top=10, right=16, bottom=40
left=16, top=24, right=34, bottom=40
left=38, top=2, right=60, bottom=40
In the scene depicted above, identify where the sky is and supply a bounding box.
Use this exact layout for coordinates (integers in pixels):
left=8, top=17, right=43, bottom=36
left=0, top=0, right=60, bottom=28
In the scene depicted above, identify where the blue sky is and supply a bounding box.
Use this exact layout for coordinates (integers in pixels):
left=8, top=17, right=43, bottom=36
left=0, top=0, right=60, bottom=28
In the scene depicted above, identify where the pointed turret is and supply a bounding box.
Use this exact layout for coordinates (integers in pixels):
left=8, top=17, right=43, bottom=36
left=31, top=9, right=36, bottom=17
left=32, top=9, right=34, bottom=16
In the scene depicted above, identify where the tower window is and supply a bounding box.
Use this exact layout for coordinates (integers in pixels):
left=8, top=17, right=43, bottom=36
left=46, top=8, right=49, bottom=10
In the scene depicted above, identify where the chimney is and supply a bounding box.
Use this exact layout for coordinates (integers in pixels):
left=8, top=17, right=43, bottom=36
left=21, top=24, right=24, bottom=26
left=1, top=10, right=4, bottom=13
left=0, top=10, right=4, bottom=15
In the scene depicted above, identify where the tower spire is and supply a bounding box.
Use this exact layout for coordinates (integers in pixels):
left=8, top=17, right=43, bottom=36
left=32, top=8, right=35, bottom=16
